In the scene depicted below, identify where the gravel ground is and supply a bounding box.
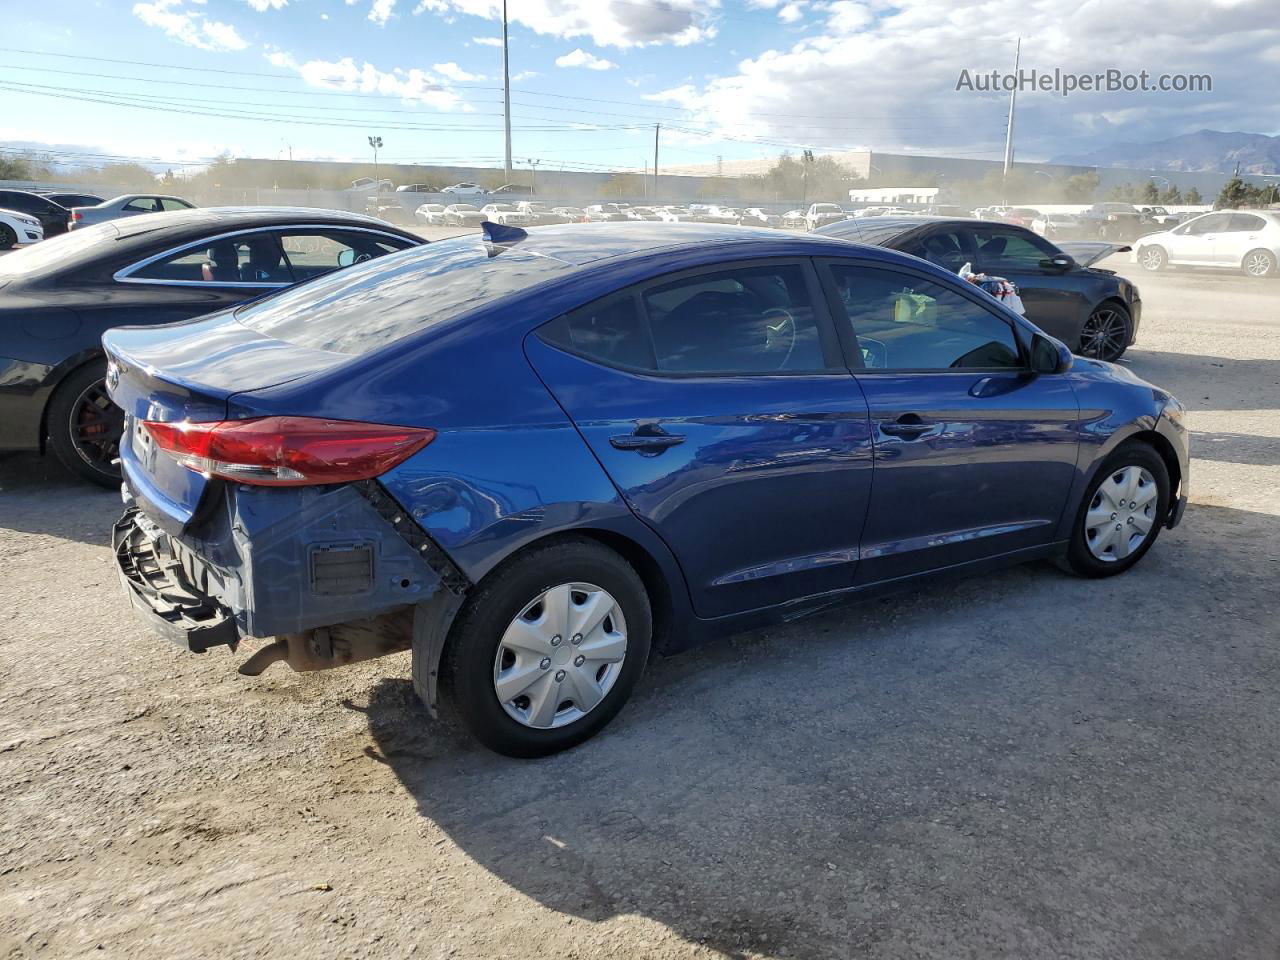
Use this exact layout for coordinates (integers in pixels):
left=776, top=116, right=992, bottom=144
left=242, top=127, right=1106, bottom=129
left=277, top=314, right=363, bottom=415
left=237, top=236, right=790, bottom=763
left=2, top=256, right=1278, bottom=960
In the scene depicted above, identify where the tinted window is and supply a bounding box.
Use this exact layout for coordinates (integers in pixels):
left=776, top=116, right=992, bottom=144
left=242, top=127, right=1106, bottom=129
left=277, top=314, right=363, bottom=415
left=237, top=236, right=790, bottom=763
left=279, top=229, right=408, bottom=281
left=237, top=234, right=571, bottom=355
left=0, top=191, right=39, bottom=213
left=130, top=232, right=290, bottom=284
left=541, top=263, right=831, bottom=375
left=160, top=198, right=193, bottom=212
left=1228, top=213, right=1266, bottom=232
left=123, top=197, right=162, bottom=213
left=973, top=228, right=1055, bottom=268
left=899, top=227, right=974, bottom=271
left=827, top=263, right=1021, bottom=371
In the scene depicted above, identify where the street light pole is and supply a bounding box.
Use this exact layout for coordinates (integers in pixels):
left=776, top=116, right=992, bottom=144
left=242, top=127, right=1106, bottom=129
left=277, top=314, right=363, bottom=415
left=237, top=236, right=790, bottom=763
left=368, top=135, right=383, bottom=185
left=502, top=0, right=512, bottom=182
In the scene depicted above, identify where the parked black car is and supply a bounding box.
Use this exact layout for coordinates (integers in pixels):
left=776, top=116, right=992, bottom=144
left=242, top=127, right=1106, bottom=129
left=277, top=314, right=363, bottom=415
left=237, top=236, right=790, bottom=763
left=0, top=189, right=72, bottom=239
left=1079, top=202, right=1145, bottom=241
left=817, top=217, right=1141, bottom=361
left=41, top=192, right=106, bottom=209
left=0, top=207, right=422, bottom=485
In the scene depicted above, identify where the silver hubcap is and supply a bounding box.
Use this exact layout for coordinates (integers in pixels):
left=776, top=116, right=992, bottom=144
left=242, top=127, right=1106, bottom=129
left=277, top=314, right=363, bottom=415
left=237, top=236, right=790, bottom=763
left=1141, top=248, right=1163, bottom=270
left=1084, top=466, right=1158, bottom=562
left=1245, top=253, right=1271, bottom=276
left=492, top=582, right=627, bottom=729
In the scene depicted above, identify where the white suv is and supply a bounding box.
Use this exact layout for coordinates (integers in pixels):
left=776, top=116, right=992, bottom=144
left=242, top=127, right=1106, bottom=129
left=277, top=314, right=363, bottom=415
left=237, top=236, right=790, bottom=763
left=804, top=203, right=847, bottom=231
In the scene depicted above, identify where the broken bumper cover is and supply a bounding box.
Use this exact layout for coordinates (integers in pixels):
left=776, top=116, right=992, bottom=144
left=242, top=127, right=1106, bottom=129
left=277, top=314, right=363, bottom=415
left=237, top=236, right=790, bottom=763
left=114, top=507, right=239, bottom=653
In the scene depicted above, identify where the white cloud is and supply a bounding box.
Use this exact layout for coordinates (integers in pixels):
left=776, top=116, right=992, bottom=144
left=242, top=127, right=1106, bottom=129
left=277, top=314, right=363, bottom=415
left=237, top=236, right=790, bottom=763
left=368, top=0, right=396, bottom=24
left=472, top=35, right=502, bottom=46
left=413, top=0, right=718, bottom=49
left=777, top=2, right=804, bottom=23
left=132, top=0, right=248, bottom=51
left=644, top=0, right=1280, bottom=161
left=243, top=0, right=286, bottom=10
left=512, top=70, right=539, bottom=81
left=433, top=61, right=483, bottom=82
left=555, top=47, right=618, bottom=70
left=267, top=51, right=468, bottom=111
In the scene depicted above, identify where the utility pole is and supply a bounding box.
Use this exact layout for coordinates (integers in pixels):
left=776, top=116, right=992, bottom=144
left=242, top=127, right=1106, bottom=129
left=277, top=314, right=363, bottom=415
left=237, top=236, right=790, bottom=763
left=1001, top=37, right=1021, bottom=201
left=502, top=0, right=512, bottom=182
left=368, top=135, right=383, bottom=184
left=653, top=123, right=660, bottom=203
left=528, top=158, right=540, bottom=196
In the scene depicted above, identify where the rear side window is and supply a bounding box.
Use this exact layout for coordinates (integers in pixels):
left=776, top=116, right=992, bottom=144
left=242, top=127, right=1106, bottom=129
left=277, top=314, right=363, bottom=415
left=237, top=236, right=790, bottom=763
left=1228, top=213, right=1266, bottom=232
left=279, top=229, right=409, bottom=281
left=540, top=262, right=834, bottom=375
left=237, top=234, right=571, bottom=355
left=160, top=198, right=193, bottom=212
left=826, top=263, right=1021, bottom=371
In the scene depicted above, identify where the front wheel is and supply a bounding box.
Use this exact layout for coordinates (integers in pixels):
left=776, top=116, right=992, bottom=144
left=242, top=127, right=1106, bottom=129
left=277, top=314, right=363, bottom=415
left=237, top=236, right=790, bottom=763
left=1079, top=303, right=1131, bottom=362
left=1242, top=248, right=1277, bottom=278
left=0, top=223, right=16, bottom=250
left=436, top=538, right=652, bottom=757
left=1063, top=443, right=1170, bottom=578
left=46, top=361, right=125, bottom=487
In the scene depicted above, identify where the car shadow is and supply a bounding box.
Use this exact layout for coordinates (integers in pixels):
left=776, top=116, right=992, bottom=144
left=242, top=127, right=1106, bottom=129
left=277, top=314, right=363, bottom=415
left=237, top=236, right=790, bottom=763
left=356, top=503, right=1280, bottom=958
left=1191, top=431, right=1280, bottom=466
left=0, top=452, right=119, bottom=546
left=1123, top=350, right=1280, bottom=412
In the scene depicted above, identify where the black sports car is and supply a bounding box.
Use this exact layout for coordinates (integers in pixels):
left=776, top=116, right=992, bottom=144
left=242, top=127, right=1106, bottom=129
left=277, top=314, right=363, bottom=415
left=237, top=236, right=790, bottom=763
left=0, top=206, right=422, bottom=485
left=818, top=217, right=1141, bottom=362
left=0, top=189, right=73, bottom=241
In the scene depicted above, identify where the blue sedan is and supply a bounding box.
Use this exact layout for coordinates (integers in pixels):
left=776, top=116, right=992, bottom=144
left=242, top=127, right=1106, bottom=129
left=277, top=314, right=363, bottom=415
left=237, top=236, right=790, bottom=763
left=105, top=222, right=1189, bottom=756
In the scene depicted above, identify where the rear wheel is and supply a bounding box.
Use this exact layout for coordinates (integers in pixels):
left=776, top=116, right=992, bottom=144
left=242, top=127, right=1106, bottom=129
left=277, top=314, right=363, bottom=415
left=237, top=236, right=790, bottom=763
left=438, top=538, right=651, bottom=757
left=1242, top=249, right=1276, bottom=278
left=1063, top=443, right=1170, bottom=578
left=46, top=361, right=124, bottom=487
left=1079, top=303, right=1131, bottom=362
left=1139, top=245, right=1166, bottom=272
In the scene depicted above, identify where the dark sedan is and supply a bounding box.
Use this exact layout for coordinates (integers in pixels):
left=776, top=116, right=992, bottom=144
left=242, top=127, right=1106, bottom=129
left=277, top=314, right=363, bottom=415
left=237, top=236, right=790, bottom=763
left=818, top=217, right=1141, bottom=362
left=0, top=207, right=421, bottom=485
left=0, top=189, right=72, bottom=240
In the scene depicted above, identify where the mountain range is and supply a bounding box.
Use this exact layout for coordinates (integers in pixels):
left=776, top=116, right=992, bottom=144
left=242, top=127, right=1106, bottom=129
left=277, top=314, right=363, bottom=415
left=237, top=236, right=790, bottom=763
left=1053, top=130, right=1280, bottom=175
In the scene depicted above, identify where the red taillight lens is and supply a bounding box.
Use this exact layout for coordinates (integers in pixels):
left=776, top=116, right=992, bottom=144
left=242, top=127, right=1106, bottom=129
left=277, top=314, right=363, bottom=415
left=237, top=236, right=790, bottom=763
left=142, top=417, right=436, bottom=486
left=72, top=211, right=82, bottom=220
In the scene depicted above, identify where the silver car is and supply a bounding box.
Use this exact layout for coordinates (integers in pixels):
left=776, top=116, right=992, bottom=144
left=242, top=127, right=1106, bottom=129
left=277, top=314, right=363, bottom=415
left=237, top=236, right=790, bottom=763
left=70, top=194, right=196, bottom=229
left=1133, top=209, right=1280, bottom=278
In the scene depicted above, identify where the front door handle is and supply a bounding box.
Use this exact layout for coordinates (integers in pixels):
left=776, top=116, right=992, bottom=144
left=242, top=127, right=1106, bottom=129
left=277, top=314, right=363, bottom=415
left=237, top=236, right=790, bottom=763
left=610, top=423, right=686, bottom=453
left=878, top=414, right=937, bottom=440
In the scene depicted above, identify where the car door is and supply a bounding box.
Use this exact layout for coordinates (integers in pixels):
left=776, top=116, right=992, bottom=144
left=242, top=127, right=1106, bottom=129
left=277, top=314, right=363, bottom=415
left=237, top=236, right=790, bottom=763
left=968, top=224, right=1086, bottom=343
left=1216, top=213, right=1268, bottom=267
left=1167, top=213, right=1230, bottom=264
left=817, top=257, right=1080, bottom=584
left=525, top=258, right=874, bottom=620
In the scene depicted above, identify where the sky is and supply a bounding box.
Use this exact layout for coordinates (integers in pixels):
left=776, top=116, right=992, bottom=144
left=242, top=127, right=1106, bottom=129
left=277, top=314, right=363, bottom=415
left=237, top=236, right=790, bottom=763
left=2, top=0, right=1277, bottom=176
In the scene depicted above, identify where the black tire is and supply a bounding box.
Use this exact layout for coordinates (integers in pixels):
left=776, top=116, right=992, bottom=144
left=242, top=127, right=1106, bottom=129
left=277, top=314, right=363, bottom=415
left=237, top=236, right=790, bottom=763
left=1241, top=248, right=1276, bottom=279
left=0, top=223, right=16, bottom=250
left=45, top=361, right=124, bottom=488
left=1063, top=442, right=1170, bottom=578
left=1139, top=245, right=1166, bottom=272
left=1079, top=302, right=1131, bottom=362
left=437, top=538, right=652, bottom=757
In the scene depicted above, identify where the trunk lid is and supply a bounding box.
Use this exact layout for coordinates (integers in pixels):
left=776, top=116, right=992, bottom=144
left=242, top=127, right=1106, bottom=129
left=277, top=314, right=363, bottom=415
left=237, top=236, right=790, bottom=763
left=103, top=311, right=349, bottom=533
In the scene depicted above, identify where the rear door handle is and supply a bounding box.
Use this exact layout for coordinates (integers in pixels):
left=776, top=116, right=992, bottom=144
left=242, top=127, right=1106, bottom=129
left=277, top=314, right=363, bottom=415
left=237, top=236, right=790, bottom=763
left=878, top=414, right=937, bottom=440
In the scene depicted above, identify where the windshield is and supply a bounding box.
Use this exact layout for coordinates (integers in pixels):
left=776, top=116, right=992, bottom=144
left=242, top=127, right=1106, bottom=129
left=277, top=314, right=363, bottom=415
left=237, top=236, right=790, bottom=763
left=236, top=234, right=572, bottom=356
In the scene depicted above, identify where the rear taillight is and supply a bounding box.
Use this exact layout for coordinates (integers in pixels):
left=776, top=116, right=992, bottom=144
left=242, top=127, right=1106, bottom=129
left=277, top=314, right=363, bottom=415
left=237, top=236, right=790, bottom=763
left=142, top=417, right=435, bottom=486
left=71, top=211, right=82, bottom=220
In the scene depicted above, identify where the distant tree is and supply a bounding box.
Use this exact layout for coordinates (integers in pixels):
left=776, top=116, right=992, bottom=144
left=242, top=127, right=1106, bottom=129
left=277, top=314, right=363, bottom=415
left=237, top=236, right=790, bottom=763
left=1184, top=186, right=1203, bottom=205
left=1063, top=171, right=1100, bottom=202
left=1215, top=176, right=1252, bottom=209
left=1107, top=182, right=1140, bottom=201
left=0, top=154, right=33, bottom=180
left=1139, top=181, right=1161, bottom=204
left=599, top=173, right=647, bottom=198
left=1159, top=184, right=1183, bottom=205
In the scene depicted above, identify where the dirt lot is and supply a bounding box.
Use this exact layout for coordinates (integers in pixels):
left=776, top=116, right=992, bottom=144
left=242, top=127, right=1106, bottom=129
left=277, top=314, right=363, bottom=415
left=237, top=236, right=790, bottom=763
left=2, top=256, right=1278, bottom=960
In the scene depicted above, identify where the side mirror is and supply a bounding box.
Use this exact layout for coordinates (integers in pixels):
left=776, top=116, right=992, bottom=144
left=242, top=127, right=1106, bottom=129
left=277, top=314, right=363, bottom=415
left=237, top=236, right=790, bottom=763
left=337, top=249, right=356, bottom=268
left=1031, top=334, right=1073, bottom=374
left=1039, top=254, right=1074, bottom=271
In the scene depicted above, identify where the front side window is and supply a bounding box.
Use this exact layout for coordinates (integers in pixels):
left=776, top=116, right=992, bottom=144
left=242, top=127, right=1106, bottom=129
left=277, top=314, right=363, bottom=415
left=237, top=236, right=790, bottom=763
left=826, top=262, right=1021, bottom=371
left=898, top=227, right=974, bottom=271
left=1182, top=213, right=1230, bottom=235
left=973, top=228, right=1056, bottom=268
left=279, top=230, right=408, bottom=281
left=541, top=262, right=832, bottom=375
left=123, top=197, right=162, bottom=213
